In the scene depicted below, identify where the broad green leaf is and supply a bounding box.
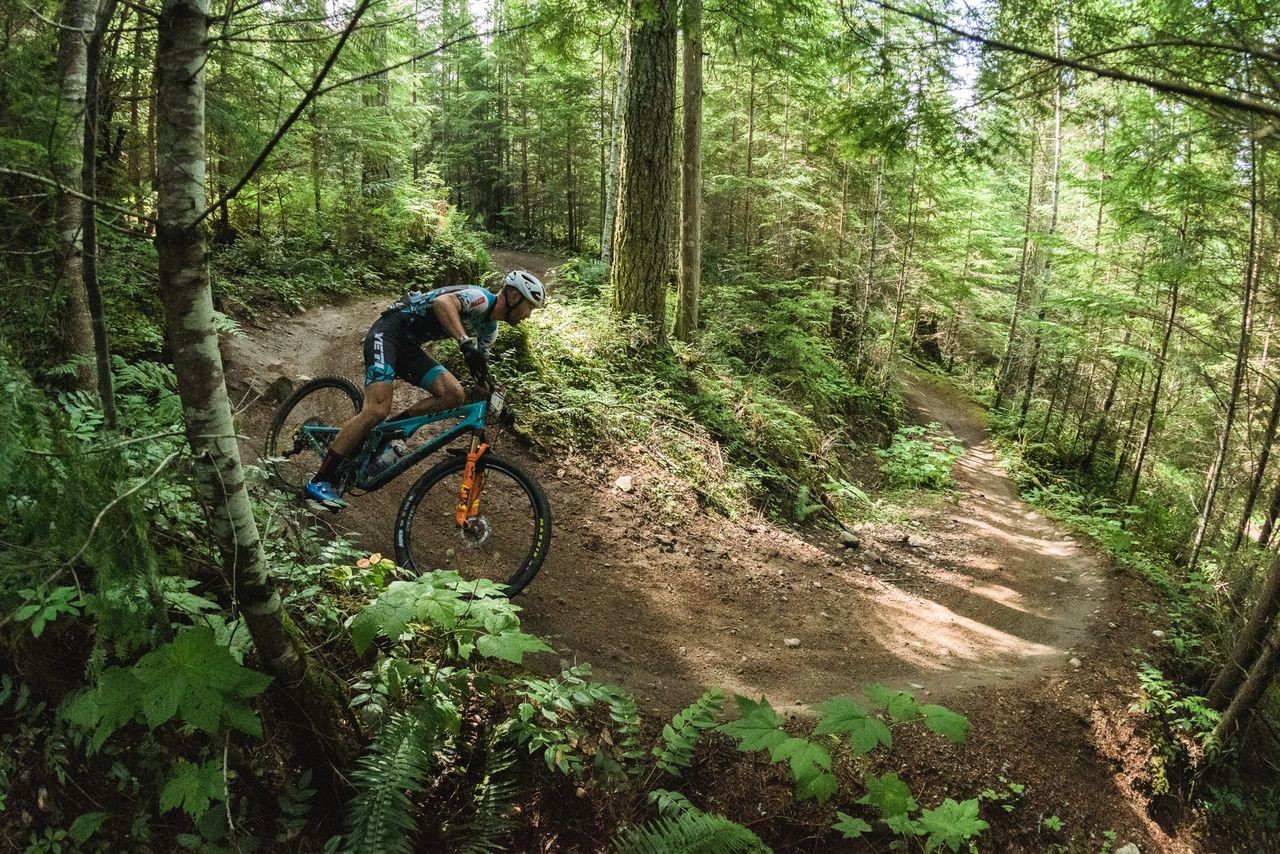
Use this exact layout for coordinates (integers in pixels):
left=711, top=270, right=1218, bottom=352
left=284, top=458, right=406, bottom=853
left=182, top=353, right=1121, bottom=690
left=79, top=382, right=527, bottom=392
left=917, top=798, right=989, bottom=852
left=717, top=696, right=787, bottom=753
left=887, top=691, right=919, bottom=722
left=350, top=583, right=420, bottom=654
left=833, top=812, right=873, bottom=839
left=132, top=627, right=271, bottom=736
left=68, top=811, right=110, bottom=844
left=476, top=629, right=553, bottom=663
left=159, top=759, right=225, bottom=818
left=920, top=705, right=970, bottom=744
left=857, top=771, right=918, bottom=819
left=813, top=696, right=892, bottom=755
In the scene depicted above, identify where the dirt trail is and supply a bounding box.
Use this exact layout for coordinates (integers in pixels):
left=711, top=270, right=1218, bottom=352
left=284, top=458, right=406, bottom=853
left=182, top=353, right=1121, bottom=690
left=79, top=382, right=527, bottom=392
left=225, top=253, right=1111, bottom=717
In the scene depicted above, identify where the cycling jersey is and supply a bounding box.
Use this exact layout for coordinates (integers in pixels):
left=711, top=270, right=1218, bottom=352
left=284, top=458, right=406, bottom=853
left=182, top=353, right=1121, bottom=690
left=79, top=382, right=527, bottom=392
left=383, top=286, right=498, bottom=353
left=364, top=285, right=498, bottom=388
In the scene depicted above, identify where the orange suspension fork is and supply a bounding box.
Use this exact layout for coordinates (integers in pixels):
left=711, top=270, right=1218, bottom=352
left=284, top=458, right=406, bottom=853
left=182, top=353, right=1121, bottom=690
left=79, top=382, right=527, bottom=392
left=455, top=435, right=489, bottom=527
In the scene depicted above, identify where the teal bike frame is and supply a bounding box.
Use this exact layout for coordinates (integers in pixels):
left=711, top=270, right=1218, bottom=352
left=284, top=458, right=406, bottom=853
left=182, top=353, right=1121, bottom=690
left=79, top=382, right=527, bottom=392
left=301, top=398, right=492, bottom=494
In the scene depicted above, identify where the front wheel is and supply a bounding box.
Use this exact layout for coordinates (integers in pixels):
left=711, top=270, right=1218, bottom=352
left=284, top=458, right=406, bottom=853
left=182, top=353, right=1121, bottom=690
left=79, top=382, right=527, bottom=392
left=394, top=453, right=551, bottom=596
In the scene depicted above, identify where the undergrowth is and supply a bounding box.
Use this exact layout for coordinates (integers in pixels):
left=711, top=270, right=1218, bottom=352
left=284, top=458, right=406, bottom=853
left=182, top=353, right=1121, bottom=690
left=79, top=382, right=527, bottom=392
left=501, top=260, right=885, bottom=524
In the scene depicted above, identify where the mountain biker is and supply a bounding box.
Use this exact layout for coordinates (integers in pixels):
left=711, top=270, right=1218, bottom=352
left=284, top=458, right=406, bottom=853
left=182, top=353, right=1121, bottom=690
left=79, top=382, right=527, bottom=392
left=304, top=270, right=547, bottom=509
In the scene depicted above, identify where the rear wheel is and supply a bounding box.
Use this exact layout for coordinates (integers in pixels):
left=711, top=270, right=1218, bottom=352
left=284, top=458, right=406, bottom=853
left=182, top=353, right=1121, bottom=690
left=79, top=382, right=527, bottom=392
left=266, top=376, right=363, bottom=492
left=394, top=453, right=551, bottom=596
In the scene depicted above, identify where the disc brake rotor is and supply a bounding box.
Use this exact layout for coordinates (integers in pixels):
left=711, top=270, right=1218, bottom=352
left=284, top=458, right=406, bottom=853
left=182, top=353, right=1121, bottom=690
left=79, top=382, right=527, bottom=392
left=459, top=516, right=492, bottom=548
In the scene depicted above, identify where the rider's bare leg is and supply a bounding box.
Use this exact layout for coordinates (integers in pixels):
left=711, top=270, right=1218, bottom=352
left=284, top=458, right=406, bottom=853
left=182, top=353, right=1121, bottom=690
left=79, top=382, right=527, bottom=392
left=388, top=371, right=465, bottom=422
left=328, top=381, right=393, bottom=458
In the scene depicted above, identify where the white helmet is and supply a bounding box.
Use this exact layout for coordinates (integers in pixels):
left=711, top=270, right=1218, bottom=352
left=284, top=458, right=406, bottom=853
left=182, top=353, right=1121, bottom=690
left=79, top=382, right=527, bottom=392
left=503, top=270, right=547, bottom=308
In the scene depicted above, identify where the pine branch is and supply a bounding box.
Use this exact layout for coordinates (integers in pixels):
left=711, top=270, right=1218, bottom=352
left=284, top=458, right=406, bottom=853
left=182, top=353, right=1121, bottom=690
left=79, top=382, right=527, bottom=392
left=858, top=0, right=1280, bottom=122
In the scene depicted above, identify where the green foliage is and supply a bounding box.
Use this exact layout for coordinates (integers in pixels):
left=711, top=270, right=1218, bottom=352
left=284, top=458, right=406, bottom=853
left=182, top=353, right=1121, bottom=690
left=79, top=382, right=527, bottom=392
left=13, top=586, right=83, bottom=638
left=63, top=626, right=272, bottom=753
left=653, top=690, right=725, bottom=777
left=612, top=809, right=771, bottom=854
left=349, top=572, right=551, bottom=663
left=508, top=273, right=881, bottom=520
left=159, top=759, right=226, bottom=819
left=345, top=705, right=447, bottom=854
left=916, top=798, right=990, bottom=852
left=877, top=423, right=965, bottom=489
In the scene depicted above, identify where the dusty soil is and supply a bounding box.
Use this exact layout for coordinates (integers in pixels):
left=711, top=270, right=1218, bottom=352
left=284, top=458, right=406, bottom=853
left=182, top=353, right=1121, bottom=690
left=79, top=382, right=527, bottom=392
left=223, top=249, right=1205, bottom=852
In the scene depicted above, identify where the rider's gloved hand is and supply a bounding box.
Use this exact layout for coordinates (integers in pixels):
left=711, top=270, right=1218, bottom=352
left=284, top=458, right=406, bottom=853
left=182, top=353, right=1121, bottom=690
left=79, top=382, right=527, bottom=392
left=459, top=338, right=488, bottom=383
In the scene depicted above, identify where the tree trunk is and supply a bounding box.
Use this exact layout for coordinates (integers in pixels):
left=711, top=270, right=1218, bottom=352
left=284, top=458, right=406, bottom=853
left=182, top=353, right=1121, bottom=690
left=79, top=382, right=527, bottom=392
left=55, top=0, right=97, bottom=394
left=1127, top=214, right=1184, bottom=510
left=742, top=61, right=756, bottom=254
left=1233, top=380, right=1280, bottom=552
left=673, top=0, right=702, bottom=342
left=81, top=0, right=120, bottom=429
left=885, top=155, right=919, bottom=381
left=1210, top=599, right=1280, bottom=746
left=610, top=0, right=676, bottom=340
left=600, top=24, right=628, bottom=268
left=853, top=157, right=883, bottom=376
left=155, top=0, right=358, bottom=781
left=1189, top=138, right=1260, bottom=574
left=995, top=122, right=1039, bottom=409
left=1211, top=549, right=1280, bottom=709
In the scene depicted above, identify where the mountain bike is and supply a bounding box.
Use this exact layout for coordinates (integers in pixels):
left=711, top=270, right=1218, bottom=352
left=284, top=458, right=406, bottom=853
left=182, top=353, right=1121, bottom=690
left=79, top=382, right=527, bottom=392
left=266, top=377, right=551, bottom=595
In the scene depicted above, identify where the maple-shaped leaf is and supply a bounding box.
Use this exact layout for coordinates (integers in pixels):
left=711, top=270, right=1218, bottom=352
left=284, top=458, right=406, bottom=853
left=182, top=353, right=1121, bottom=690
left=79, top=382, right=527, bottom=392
left=920, top=704, right=970, bottom=744
left=857, top=771, right=919, bottom=819
left=813, top=696, right=892, bottom=755
left=476, top=629, right=553, bottom=663
left=64, top=667, right=144, bottom=753
left=717, top=696, right=787, bottom=753
left=350, top=582, right=420, bottom=654
left=159, top=759, right=225, bottom=818
left=131, top=626, right=271, bottom=737
left=795, top=767, right=839, bottom=804
left=887, top=691, right=920, bottom=722
left=833, top=812, right=873, bottom=840
left=917, top=797, right=989, bottom=851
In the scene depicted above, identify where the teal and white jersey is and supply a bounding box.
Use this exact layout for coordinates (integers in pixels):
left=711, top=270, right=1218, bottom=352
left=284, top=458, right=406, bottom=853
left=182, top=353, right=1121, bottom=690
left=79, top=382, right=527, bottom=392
left=384, top=285, right=499, bottom=353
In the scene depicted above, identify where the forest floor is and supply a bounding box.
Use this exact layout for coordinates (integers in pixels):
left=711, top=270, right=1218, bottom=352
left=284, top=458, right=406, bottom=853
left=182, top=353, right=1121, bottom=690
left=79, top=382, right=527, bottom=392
left=222, top=249, right=1204, bottom=852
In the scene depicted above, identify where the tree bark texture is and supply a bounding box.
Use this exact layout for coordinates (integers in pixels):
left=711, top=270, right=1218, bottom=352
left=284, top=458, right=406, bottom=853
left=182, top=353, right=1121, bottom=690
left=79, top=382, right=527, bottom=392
left=601, top=26, right=627, bottom=267
left=1188, top=139, right=1259, bottom=574
left=1211, top=605, right=1280, bottom=747
left=155, top=0, right=358, bottom=778
left=995, top=124, right=1039, bottom=409
left=82, top=0, right=120, bottom=429
left=55, top=0, right=97, bottom=394
left=1210, top=549, right=1280, bottom=710
left=610, top=0, right=676, bottom=339
left=673, top=0, right=702, bottom=342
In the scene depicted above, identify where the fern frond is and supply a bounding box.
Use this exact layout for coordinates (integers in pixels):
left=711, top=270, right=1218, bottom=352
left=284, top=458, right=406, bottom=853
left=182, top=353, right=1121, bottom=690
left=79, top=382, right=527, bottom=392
left=653, top=689, right=724, bottom=777
left=344, top=703, right=443, bottom=854
left=605, top=686, right=645, bottom=773
left=613, top=810, right=771, bottom=854
left=441, top=743, right=521, bottom=854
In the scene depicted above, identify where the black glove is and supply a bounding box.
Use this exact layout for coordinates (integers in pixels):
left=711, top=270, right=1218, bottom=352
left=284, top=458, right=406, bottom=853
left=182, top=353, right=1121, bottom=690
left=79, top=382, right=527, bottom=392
left=460, top=338, right=488, bottom=381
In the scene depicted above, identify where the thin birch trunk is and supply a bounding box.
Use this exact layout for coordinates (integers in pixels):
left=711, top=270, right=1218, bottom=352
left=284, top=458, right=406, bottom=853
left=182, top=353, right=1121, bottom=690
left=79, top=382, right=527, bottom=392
left=155, top=0, right=357, bottom=777
left=82, top=0, right=119, bottom=428
left=56, top=0, right=97, bottom=393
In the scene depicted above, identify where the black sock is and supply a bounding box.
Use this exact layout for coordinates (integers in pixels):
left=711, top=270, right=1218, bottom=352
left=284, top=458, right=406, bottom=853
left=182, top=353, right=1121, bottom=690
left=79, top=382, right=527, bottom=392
left=315, top=449, right=346, bottom=485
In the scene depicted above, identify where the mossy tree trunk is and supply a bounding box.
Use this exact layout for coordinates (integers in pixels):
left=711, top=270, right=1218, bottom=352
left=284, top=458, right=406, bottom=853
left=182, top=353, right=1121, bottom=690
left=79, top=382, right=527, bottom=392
left=610, top=0, right=675, bottom=341
left=155, top=0, right=358, bottom=781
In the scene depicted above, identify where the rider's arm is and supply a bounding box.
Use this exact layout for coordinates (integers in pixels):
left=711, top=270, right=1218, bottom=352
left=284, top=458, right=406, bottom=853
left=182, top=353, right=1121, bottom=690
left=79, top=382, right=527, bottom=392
left=432, top=294, right=470, bottom=344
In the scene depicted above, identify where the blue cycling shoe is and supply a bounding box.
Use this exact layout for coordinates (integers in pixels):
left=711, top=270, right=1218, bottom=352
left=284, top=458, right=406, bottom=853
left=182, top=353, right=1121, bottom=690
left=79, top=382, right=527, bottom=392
left=304, top=479, right=348, bottom=510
